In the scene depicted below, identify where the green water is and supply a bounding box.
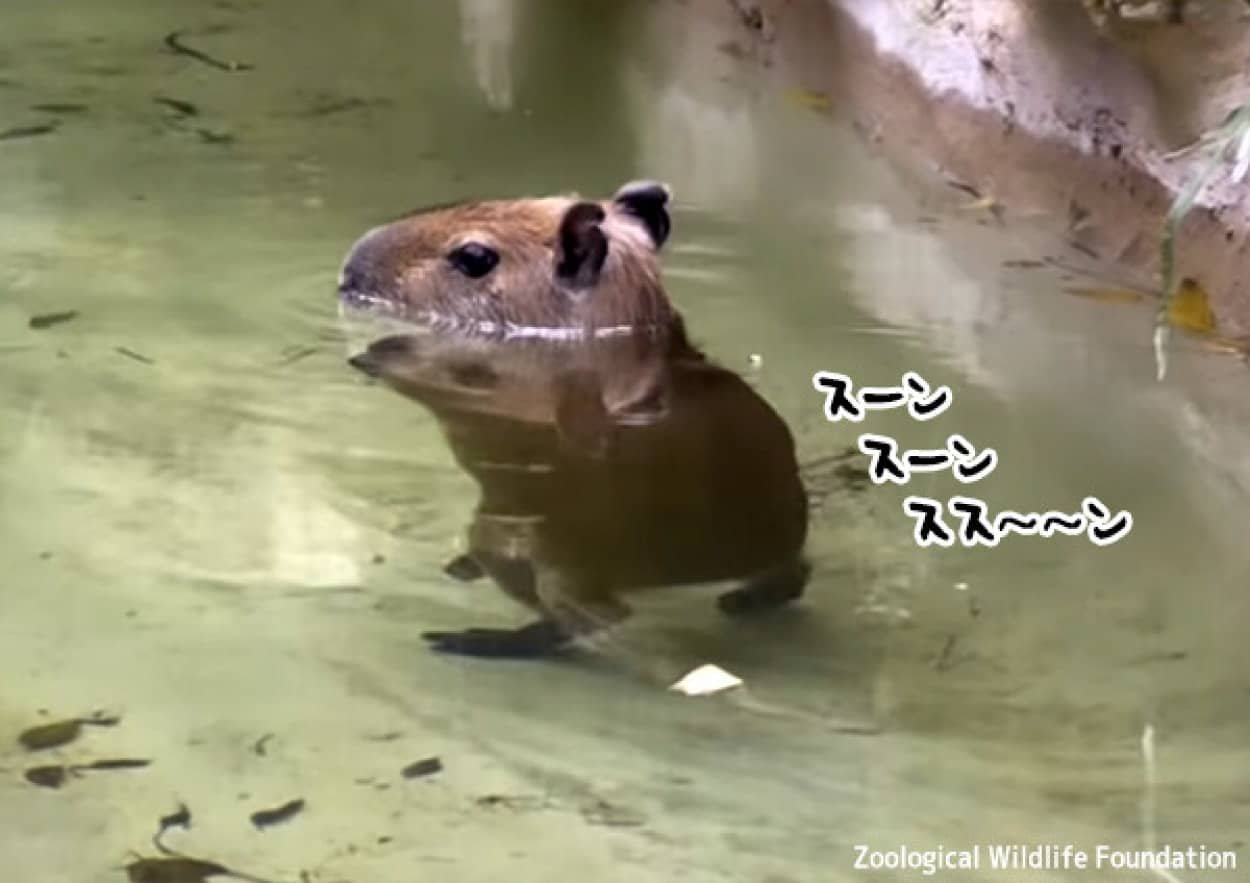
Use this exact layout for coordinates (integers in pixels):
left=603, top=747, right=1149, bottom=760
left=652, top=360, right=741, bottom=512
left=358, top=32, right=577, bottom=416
left=2, top=1, right=1248, bottom=881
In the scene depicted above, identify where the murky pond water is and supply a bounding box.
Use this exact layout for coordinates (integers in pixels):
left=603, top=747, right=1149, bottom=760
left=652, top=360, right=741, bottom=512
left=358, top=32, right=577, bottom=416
left=3, top=1, right=1249, bottom=881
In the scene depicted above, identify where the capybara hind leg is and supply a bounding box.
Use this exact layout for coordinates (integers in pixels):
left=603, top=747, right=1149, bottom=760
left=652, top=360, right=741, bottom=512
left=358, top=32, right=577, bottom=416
left=717, top=558, right=811, bottom=616
left=422, top=619, right=572, bottom=658
left=535, top=568, right=632, bottom=639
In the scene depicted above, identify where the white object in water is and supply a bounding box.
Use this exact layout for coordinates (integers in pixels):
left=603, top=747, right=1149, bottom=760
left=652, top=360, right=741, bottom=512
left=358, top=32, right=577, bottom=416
left=669, top=664, right=744, bottom=696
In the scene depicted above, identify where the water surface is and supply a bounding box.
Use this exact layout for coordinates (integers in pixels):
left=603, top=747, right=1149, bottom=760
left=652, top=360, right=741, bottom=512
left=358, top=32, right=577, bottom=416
left=2, top=2, right=1248, bottom=881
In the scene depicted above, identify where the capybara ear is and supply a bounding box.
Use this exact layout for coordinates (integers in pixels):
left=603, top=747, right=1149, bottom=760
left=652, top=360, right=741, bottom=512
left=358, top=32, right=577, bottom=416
left=554, top=201, right=609, bottom=290
left=613, top=180, right=671, bottom=249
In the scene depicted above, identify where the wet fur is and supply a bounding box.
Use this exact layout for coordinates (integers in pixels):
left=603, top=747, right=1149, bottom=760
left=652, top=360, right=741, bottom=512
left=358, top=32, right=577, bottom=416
left=339, top=191, right=675, bottom=335
left=341, top=182, right=810, bottom=659
left=353, top=332, right=810, bottom=659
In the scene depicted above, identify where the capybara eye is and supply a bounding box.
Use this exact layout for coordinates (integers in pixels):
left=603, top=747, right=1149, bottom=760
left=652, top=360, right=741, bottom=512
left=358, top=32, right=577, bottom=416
left=447, top=242, right=500, bottom=279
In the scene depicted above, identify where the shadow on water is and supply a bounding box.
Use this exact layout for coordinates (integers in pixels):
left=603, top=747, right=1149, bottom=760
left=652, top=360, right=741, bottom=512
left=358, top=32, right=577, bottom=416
left=1, top=0, right=1249, bottom=881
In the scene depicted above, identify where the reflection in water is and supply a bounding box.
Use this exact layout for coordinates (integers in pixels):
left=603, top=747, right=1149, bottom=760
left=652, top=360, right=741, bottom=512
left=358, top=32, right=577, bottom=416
left=348, top=329, right=809, bottom=658
left=622, top=3, right=763, bottom=213
left=458, top=0, right=515, bottom=111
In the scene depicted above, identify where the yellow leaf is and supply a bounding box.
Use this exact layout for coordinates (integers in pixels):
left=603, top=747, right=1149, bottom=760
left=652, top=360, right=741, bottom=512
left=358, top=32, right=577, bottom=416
left=785, top=89, right=831, bottom=112
left=960, top=196, right=1000, bottom=212
left=1167, top=277, right=1216, bottom=335
left=1063, top=286, right=1150, bottom=305
left=1199, top=335, right=1249, bottom=357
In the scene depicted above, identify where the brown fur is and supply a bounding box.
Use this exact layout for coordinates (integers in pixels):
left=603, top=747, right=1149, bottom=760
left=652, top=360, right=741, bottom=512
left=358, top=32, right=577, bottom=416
left=341, top=182, right=811, bottom=659
left=338, top=188, right=676, bottom=335
left=350, top=330, right=810, bottom=659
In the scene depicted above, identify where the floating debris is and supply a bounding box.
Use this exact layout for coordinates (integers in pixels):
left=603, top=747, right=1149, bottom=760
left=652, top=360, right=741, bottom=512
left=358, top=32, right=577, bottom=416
left=196, top=129, right=235, bottom=146
left=1199, top=335, right=1250, bottom=359
left=80, top=757, right=151, bottom=771
left=274, top=345, right=317, bottom=366
left=126, top=851, right=286, bottom=883
left=1166, top=277, right=1216, bottom=335
left=579, top=797, right=645, bottom=828
left=158, top=803, right=193, bottom=839
left=364, top=731, right=403, bottom=743
left=18, top=712, right=118, bottom=750
left=475, top=793, right=548, bottom=812
left=1063, top=285, right=1150, bottom=305
left=163, top=31, right=253, bottom=72
left=785, top=88, right=832, bottom=112
left=116, top=347, right=156, bottom=365
left=154, top=97, right=199, bottom=118
left=933, top=634, right=959, bottom=672
left=0, top=122, right=59, bottom=142
left=24, top=765, right=71, bottom=789
left=295, top=95, right=387, bottom=118
left=28, top=310, right=79, bottom=330
left=960, top=194, right=1005, bottom=222
left=944, top=177, right=982, bottom=199
left=30, top=103, right=89, bottom=114
left=249, top=798, right=304, bottom=830
left=669, top=664, right=743, bottom=697
left=1131, top=649, right=1189, bottom=664
left=24, top=758, right=151, bottom=788
left=252, top=734, right=274, bottom=757
left=1069, top=240, right=1100, bottom=260
left=400, top=756, right=443, bottom=780
left=19, top=719, right=86, bottom=751
left=124, top=856, right=230, bottom=883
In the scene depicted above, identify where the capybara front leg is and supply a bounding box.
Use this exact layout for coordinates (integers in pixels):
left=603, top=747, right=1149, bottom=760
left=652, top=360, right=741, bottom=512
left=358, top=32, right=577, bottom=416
left=422, top=619, right=572, bottom=659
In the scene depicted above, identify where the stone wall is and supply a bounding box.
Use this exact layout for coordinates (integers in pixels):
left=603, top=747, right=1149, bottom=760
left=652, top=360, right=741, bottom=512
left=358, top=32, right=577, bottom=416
left=706, top=0, right=1250, bottom=334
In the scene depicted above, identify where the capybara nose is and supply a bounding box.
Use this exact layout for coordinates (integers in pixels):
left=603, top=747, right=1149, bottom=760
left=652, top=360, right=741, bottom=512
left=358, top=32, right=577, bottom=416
left=337, top=263, right=371, bottom=296
left=337, top=259, right=390, bottom=310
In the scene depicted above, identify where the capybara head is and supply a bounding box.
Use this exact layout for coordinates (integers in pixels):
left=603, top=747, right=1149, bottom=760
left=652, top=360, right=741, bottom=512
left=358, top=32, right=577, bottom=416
left=337, top=181, right=677, bottom=336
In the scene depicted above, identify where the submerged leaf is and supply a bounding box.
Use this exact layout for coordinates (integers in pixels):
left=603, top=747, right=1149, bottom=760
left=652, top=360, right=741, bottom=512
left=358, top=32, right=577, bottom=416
left=401, top=757, right=443, bottom=780
left=24, top=765, right=70, bottom=789
left=785, top=88, right=832, bottom=112
left=1063, top=286, right=1151, bottom=305
left=18, top=719, right=83, bottom=751
left=961, top=196, right=999, bottom=212
left=960, top=195, right=1005, bottom=222
left=249, top=797, right=305, bottom=830
left=80, top=757, right=151, bottom=771
left=124, top=857, right=230, bottom=883
left=1166, top=277, right=1216, bottom=334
